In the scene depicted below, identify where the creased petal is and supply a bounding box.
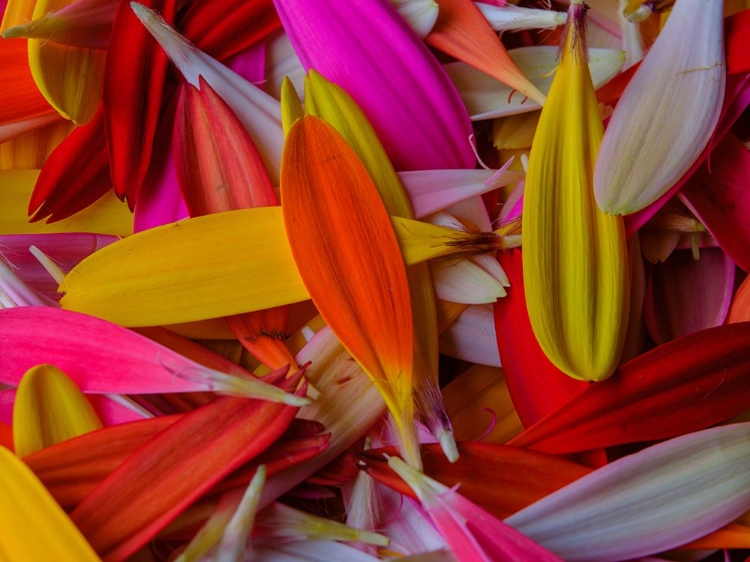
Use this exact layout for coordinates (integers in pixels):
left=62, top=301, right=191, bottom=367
left=509, top=322, right=750, bottom=454
left=71, top=371, right=306, bottom=561
left=281, top=114, right=419, bottom=467
left=522, top=3, right=630, bottom=381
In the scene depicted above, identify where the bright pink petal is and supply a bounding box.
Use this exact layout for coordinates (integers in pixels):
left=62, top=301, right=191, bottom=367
left=272, top=0, right=474, bottom=170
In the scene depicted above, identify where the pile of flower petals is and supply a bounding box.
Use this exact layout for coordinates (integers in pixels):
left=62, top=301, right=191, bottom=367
left=1, top=0, right=750, bottom=560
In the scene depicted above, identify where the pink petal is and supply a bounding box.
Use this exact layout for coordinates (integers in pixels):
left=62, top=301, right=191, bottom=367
left=644, top=247, right=735, bottom=344
left=272, top=0, right=474, bottom=170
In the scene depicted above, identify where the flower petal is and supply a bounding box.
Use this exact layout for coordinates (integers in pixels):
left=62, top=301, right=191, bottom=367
left=593, top=0, right=726, bottom=215
left=507, top=423, right=750, bottom=561
left=522, top=3, right=630, bottom=381
left=281, top=114, right=418, bottom=466
left=13, top=363, right=103, bottom=457
left=0, top=445, right=101, bottom=561
left=510, top=322, right=750, bottom=454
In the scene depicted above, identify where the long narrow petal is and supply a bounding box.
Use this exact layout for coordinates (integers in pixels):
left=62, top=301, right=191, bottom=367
left=104, top=0, right=176, bottom=202
left=175, top=77, right=295, bottom=369
left=13, top=363, right=103, bottom=457
left=593, top=0, right=726, bottom=214
left=29, top=105, right=116, bottom=220
left=509, top=322, right=750, bottom=454
left=59, top=206, right=498, bottom=326
left=426, top=0, right=545, bottom=105
left=273, top=0, right=474, bottom=170
left=281, top=114, right=419, bottom=467
left=445, top=46, right=625, bottom=120
left=364, top=442, right=590, bottom=519
left=178, top=0, right=281, bottom=61
left=389, top=456, right=564, bottom=562
left=522, top=2, right=630, bottom=381
left=71, top=372, right=306, bottom=562
left=0, top=446, right=101, bottom=561
left=506, top=423, right=750, bottom=561
left=302, top=71, right=450, bottom=452
left=0, top=307, right=307, bottom=405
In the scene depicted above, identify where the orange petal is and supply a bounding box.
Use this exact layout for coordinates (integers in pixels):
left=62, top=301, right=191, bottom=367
left=427, top=0, right=545, bottom=106
left=281, top=115, right=418, bottom=467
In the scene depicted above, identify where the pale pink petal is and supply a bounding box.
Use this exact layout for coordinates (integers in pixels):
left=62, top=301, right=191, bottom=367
left=644, top=248, right=735, bottom=344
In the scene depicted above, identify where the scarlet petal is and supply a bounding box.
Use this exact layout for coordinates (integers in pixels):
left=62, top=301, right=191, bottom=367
left=493, top=249, right=590, bottom=427
left=179, top=0, right=281, bottom=61
left=30, top=104, right=112, bottom=221
left=726, top=9, right=750, bottom=75
left=510, top=323, right=750, bottom=454
left=104, top=0, right=177, bottom=203
left=363, top=442, right=590, bottom=519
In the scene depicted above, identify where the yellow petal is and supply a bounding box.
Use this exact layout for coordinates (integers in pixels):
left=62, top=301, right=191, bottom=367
left=0, top=446, right=102, bottom=560
left=521, top=1, right=630, bottom=381
left=13, top=364, right=103, bottom=457
left=28, top=0, right=106, bottom=124
left=0, top=169, right=133, bottom=236
left=60, top=206, right=494, bottom=328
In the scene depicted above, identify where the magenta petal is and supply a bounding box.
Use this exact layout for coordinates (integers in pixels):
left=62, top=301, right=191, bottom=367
left=644, top=248, right=735, bottom=345
left=0, top=307, right=254, bottom=394
left=273, top=0, right=474, bottom=170
left=133, top=104, right=189, bottom=232
left=0, top=233, right=118, bottom=300
left=680, top=134, right=750, bottom=273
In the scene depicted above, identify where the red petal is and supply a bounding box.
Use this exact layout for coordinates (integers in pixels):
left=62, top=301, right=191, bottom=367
left=726, top=9, right=750, bottom=75
left=493, top=249, right=590, bottom=427
left=30, top=105, right=113, bottom=220
left=363, top=442, right=591, bottom=518
left=103, top=0, right=178, bottom=203
left=509, top=322, right=750, bottom=454
left=71, top=369, right=306, bottom=562
left=681, top=134, right=750, bottom=273
left=178, top=0, right=281, bottom=61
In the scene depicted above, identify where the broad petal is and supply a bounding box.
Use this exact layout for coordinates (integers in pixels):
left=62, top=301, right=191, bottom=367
left=28, top=0, right=107, bottom=125
left=281, top=115, right=418, bottom=466
left=0, top=446, right=101, bottom=561
left=273, top=0, right=474, bottom=170
left=594, top=0, right=725, bottom=214
left=507, top=423, right=750, bottom=561
left=13, top=363, right=102, bottom=457
left=522, top=5, right=629, bottom=381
